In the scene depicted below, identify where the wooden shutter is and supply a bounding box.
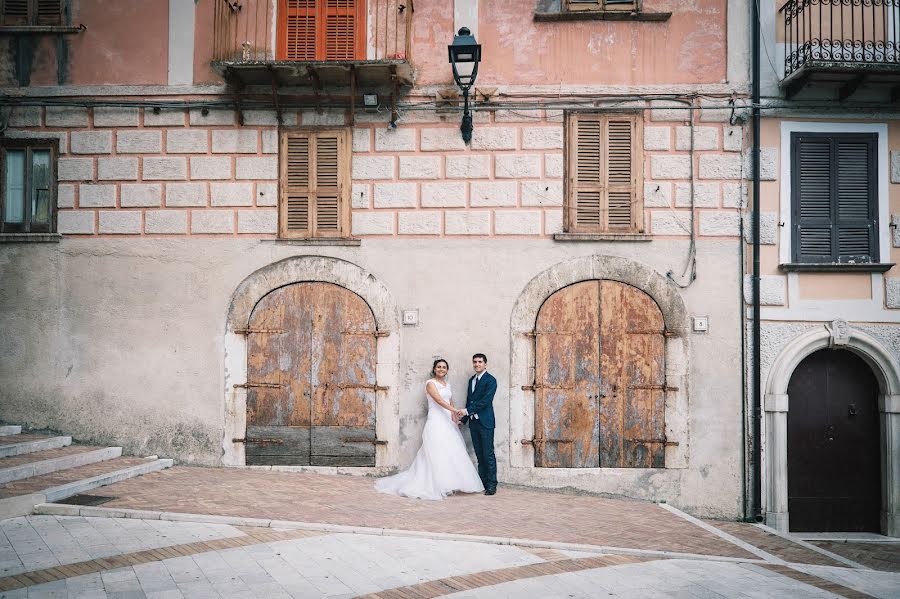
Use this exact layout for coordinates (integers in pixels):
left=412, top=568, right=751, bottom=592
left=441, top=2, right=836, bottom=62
left=279, top=130, right=349, bottom=238
left=567, top=113, right=642, bottom=233
left=278, top=0, right=365, bottom=61
left=792, top=133, right=877, bottom=263
left=1, top=0, right=29, bottom=25
left=36, top=0, right=62, bottom=25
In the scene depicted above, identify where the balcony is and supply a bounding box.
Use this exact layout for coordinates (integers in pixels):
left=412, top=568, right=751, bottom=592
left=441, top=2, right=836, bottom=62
left=780, top=0, right=900, bottom=100
left=211, top=0, right=414, bottom=95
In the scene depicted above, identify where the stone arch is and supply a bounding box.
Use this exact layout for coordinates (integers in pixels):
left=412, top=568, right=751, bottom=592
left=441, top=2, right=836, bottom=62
left=508, top=255, right=691, bottom=474
left=223, top=256, right=400, bottom=470
left=763, top=325, right=900, bottom=536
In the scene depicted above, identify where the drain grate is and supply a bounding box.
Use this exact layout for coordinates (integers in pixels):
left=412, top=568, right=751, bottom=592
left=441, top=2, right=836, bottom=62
left=57, top=494, right=117, bottom=506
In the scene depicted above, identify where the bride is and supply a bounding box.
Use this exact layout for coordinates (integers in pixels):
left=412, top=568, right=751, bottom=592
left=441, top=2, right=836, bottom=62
left=375, top=359, right=484, bottom=500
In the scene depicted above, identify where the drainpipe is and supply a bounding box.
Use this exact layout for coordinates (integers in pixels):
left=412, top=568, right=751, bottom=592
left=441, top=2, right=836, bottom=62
left=751, top=0, right=763, bottom=522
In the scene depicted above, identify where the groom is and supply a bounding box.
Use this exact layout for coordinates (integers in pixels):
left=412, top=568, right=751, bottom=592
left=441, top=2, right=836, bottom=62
left=456, top=353, right=498, bottom=495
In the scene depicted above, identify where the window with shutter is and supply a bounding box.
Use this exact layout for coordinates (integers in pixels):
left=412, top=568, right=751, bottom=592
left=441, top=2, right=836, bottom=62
left=277, top=0, right=365, bottom=61
left=790, top=132, right=878, bottom=264
left=279, top=129, right=350, bottom=238
left=566, top=0, right=640, bottom=12
left=1, top=140, right=57, bottom=234
left=565, top=113, right=643, bottom=233
left=1, top=0, right=63, bottom=26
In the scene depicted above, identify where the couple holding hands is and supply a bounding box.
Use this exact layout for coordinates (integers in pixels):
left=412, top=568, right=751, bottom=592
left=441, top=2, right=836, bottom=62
left=374, top=353, right=498, bottom=500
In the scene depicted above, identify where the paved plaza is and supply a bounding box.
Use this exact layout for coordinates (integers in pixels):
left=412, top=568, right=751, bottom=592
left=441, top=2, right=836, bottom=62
left=0, top=467, right=897, bottom=598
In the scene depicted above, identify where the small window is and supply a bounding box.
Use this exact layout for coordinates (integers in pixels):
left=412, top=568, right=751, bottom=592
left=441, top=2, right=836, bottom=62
left=566, top=0, right=640, bottom=12
left=790, top=132, right=878, bottom=264
left=279, top=129, right=350, bottom=239
left=1, top=0, right=64, bottom=26
left=1, top=140, right=57, bottom=234
left=277, top=0, right=366, bottom=61
left=565, top=113, right=643, bottom=233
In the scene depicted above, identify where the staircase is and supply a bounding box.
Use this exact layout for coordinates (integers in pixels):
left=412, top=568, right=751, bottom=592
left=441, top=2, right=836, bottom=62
left=0, top=425, right=173, bottom=519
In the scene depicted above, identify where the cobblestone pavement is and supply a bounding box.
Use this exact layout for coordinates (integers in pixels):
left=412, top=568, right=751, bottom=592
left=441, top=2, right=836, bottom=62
left=0, top=467, right=897, bottom=598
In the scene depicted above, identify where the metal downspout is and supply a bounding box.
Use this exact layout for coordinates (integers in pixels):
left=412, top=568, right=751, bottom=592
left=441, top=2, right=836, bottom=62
left=751, top=0, right=763, bottom=522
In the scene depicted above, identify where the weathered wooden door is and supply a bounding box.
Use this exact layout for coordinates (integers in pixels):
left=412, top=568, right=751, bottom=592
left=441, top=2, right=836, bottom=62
left=534, top=280, right=666, bottom=468
left=245, top=282, right=377, bottom=466
left=787, top=349, right=880, bottom=532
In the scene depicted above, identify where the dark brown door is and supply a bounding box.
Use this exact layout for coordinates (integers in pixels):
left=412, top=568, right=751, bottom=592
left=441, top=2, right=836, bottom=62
left=534, top=280, right=666, bottom=468
left=788, top=349, right=881, bottom=532
left=245, top=282, right=377, bottom=466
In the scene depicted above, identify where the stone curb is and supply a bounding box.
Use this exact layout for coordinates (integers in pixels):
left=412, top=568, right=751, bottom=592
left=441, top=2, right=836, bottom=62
left=0, top=436, right=71, bottom=458
left=29, top=504, right=771, bottom=566
left=0, top=426, right=22, bottom=436
left=752, top=523, right=871, bottom=570
left=0, top=447, right=123, bottom=485
left=43, top=458, right=174, bottom=503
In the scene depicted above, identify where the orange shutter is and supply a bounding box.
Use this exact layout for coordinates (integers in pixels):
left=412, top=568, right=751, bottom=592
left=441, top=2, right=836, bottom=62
left=278, top=0, right=365, bottom=61
left=280, top=130, right=349, bottom=238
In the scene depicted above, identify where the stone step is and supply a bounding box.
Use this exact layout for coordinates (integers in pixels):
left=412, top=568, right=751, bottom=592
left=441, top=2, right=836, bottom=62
left=0, top=446, right=123, bottom=484
left=0, top=456, right=174, bottom=519
left=0, top=435, right=71, bottom=458
left=0, top=425, right=22, bottom=436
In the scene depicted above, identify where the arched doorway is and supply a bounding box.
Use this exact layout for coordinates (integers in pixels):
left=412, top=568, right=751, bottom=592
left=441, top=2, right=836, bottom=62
left=533, top=280, right=666, bottom=468
left=787, top=348, right=881, bottom=532
left=244, top=282, right=378, bottom=466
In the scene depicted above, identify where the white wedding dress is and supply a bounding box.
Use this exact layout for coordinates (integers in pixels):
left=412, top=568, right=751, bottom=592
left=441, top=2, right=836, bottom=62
left=375, top=379, right=484, bottom=500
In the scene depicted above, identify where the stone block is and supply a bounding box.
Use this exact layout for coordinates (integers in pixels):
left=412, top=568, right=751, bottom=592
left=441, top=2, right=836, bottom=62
left=58, top=158, right=93, bottom=181
left=374, top=183, right=417, bottom=208
left=699, top=99, right=732, bottom=122
left=722, top=182, right=747, bottom=208
left=643, top=127, right=672, bottom=151
left=893, top=152, right=900, bottom=184
left=398, top=211, right=441, bottom=234
left=446, top=155, right=490, bottom=179
left=167, top=130, right=209, bottom=154
left=352, top=212, right=394, bottom=235
left=352, top=128, right=371, bottom=152
left=471, top=128, right=517, bottom=150
left=399, top=156, right=440, bottom=179
left=643, top=182, right=671, bottom=207
left=57, top=184, right=75, bottom=208
left=145, top=210, right=187, bottom=234
left=544, top=209, right=563, bottom=234
left=445, top=211, right=490, bottom=235
left=46, top=107, right=88, bottom=127
left=375, top=128, right=416, bottom=152
left=893, top=215, right=900, bottom=247
left=144, top=108, right=186, bottom=127
left=699, top=154, right=742, bottom=180
left=723, top=126, right=743, bottom=152
left=211, top=182, right=254, bottom=206
left=760, top=147, right=777, bottom=180
left=9, top=107, right=41, bottom=127
left=212, top=130, right=259, bottom=153
left=57, top=210, right=95, bottom=234
left=420, top=128, right=466, bottom=152
left=522, top=127, right=563, bottom=150
left=544, top=153, right=563, bottom=178
left=244, top=110, right=297, bottom=126
left=495, top=154, right=541, bottom=178
left=190, top=156, right=232, bottom=180
left=236, top=157, right=277, bottom=180
left=70, top=131, right=112, bottom=154
left=675, top=182, right=719, bottom=207
left=650, top=100, right=690, bottom=122
left=261, top=130, right=277, bottom=154
left=495, top=210, right=542, bottom=235
left=397, top=109, right=443, bottom=124
left=471, top=181, right=517, bottom=206
left=699, top=211, right=740, bottom=236
left=300, top=109, right=346, bottom=126
left=256, top=182, right=277, bottom=207
left=545, top=110, right=563, bottom=122
left=191, top=210, right=235, bottom=234
left=78, top=184, right=116, bottom=208
left=237, top=209, right=278, bottom=234
left=189, top=108, right=236, bottom=126
left=352, top=156, right=394, bottom=180
left=166, top=183, right=207, bottom=207
left=744, top=275, right=786, bottom=306
left=747, top=211, right=778, bottom=245
left=121, top=183, right=162, bottom=207
left=522, top=181, right=563, bottom=206
left=143, top=157, right=187, bottom=180
left=887, top=278, right=900, bottom=309
left=93, top=107, right=140, bottom=127
left=675, top=126, right=719, bottom=151
left=117, top=131, right=162, bottom=154
left=98, top=210, right=141, bottom=234
left=98, top=157, right=138, bottom=180
left=651, top=211, right=691, bottom=235
left=651, top=155, right=692, bottom=179
left=421, top=182, right=466, bottom=207
left=351, top=184, right=370, bottom=208
left=493, top=109, right=541, bottom=122
left=2, top=130, right=68, bottom=154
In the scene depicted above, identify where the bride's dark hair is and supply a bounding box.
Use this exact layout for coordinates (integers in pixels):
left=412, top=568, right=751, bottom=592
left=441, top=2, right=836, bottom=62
left=431, top=358, right=449, bottom=377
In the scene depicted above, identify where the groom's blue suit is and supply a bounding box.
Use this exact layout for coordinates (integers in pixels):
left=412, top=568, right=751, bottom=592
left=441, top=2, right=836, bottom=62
left=464, top=371, right=497, bottom=493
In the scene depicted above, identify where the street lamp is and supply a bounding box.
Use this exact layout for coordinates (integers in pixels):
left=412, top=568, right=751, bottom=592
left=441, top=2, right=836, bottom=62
left=448, top=27, right=481, bottom=144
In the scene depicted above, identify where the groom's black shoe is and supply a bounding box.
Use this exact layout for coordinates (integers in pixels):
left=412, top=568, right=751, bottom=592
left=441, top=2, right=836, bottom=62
left=484, top=487, right=496, bottom=496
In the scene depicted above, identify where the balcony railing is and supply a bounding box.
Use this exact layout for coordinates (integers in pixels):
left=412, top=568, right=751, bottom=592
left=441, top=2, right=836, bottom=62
left=781, top=0, right=900, bottom=78
left=212, top=0, right=414, bottom=64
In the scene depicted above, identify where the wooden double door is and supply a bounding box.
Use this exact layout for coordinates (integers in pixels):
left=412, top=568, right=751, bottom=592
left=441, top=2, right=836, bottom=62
left=245, top=282, right=378, bottom=466
left=533, top=280, right=667, bottom=468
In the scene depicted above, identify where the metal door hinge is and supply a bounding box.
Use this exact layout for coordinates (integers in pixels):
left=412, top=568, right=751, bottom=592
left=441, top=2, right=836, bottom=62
left=342, top=437, right=388, bottom=445
left=233, top=382, right=284, bottom=389
left=626, top=438, right=680, bottom=447
left=233, top=437, right=284, bottom=445
left=234, top=328, right=286, bottom=335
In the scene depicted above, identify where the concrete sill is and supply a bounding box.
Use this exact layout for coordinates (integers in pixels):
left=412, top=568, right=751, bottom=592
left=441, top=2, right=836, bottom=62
left=0, top=25, right=85, bottom=34
left=0, top=233, right=61, bottom=243
left=779, top=262, right=895, bottom=273
left=267, top=237, right=362, bottom=246
left=554, top=233, right=651, bottom=242
left=534, top=11, right=671, bottom=23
